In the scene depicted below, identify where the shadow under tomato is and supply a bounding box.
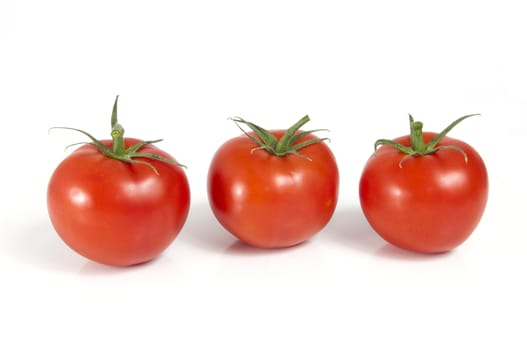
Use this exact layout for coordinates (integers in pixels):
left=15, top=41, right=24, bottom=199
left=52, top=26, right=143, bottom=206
left=8, top=216, right=180, bottom=275
left=6, top=218, right=84, bottom=273
left=324, top=205, right=386, bottom=254
left=327, top=207, right=451, bottom=261
left=326, top=205, right=454, bottom=261
left=179, top=202, right=237, bottom=252
left=224, top=239, right=310, bottom=256
left=375, top=243, right=454, bottom=261
left=77, top=254, right=163, bottom=275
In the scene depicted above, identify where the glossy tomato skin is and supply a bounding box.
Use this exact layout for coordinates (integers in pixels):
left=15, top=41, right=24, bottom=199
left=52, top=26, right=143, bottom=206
left=208, top=131, right=339, bottom=248
left=47, top=138, right=190, bottom=266
left=359, top=132, right=488, bottom=253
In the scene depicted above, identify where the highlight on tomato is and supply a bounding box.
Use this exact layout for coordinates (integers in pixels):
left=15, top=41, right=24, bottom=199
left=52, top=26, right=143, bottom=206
left=47, top=96, right=190, bottom=266
left=207, top=116, right=339, bottom=248
left=358, top=114, right=488, bottom=254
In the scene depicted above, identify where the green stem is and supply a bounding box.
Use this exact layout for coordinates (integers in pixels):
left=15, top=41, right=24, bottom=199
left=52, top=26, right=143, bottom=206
left=49, top=95, right=186, bottom=174
left=409, top=115, right=426, bottom=153
left=110, top=96, right=127, bottom=155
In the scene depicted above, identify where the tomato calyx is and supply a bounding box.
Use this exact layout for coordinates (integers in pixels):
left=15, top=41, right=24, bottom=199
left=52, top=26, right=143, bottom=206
left=230, top=115, right=329, bottom=159
left=374, top=113, right=480, bottom=167
left=49, top=95, right=185, bottom=174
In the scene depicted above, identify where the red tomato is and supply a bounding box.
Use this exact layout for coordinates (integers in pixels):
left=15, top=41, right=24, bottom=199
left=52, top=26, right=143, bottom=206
left=359, top=131, right=488, bottom=253
left=208, top=128, right=339, bottom=248
left=48, top=138, right=190, bottom=266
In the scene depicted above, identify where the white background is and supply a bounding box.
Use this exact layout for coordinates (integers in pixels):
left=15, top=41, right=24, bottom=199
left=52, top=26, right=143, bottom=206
left=1, top=0, right=526, bottom=349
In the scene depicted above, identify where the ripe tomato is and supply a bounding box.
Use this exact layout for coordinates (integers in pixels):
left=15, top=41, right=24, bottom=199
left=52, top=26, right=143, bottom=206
left=359, top=115, right=488, bottom=253
left=207, top=116, right=339, bottom=248
left=47, top=97, right=190, bottom=266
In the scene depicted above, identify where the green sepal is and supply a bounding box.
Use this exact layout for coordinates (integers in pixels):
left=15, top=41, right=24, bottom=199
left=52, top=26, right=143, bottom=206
left=49, top=96, right=186, bottom=174
left=374, top=113, right=480, bottom=168
left=427, top=114, right=480, bottom=150
left=230, top=115, right=329, bottom=159
left=48, top=126, right=114, bottom=157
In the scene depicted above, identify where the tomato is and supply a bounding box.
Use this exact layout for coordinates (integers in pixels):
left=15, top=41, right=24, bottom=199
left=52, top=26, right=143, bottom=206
left=359, top=115, right=488, bottom=253
left=207, top=116, right=339, bottom=248
left=47, top=97, right=190, bottom=266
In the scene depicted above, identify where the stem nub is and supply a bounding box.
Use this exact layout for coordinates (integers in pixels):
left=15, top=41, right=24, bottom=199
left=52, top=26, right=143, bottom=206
left=49, top=95, right=185, bottom=174
left=374, top=113, right=480, bottom=167
left=231, top=115, right=329, bottom=159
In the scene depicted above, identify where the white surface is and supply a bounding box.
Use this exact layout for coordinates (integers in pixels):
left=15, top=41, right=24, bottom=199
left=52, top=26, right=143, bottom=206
left=1, top=1, right=526, bottom=349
